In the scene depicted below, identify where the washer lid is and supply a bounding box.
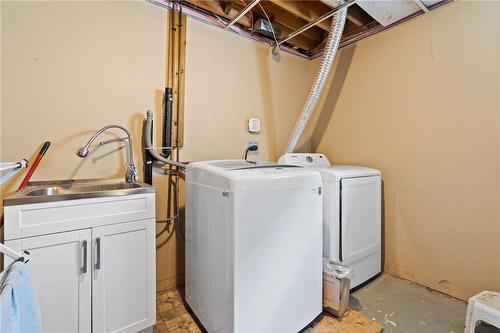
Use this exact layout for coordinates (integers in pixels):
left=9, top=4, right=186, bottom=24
left=207, top=160, right=276, bottom=170
left=186, top=160, right=322, bottom=192
left=319, top=165, right=381, bottom=181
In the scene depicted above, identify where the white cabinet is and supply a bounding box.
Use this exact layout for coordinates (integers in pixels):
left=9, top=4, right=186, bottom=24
left=6, top=230, right=92, bottom=333
left=4, top=193, right=156, bottom=333
left=93, top=221, right=155, bottom=333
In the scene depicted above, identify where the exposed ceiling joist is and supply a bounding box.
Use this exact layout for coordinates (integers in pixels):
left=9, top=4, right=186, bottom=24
left=188, top=0, right=252, bottom=27
left=346, top=5, right=372, bottom=26
left=220, top=0, right=234, bottom=15
left=224, top=0, right=260, bottom=30
left=153, top=0, right=454, bottom=58
left=256, top=2, right=325, bottom=43
left=269, top=0, right=332, bottom=31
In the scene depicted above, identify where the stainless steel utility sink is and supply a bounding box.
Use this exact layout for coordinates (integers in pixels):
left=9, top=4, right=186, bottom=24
left=3, top=179, right=154, bottom=206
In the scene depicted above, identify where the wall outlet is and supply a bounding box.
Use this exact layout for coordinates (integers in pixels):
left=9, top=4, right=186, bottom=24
left=247, top=141, right=259, bottom=155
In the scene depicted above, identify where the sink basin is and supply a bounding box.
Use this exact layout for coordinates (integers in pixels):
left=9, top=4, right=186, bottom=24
left=25, top=182, right=142, bottom=197
left=4, top=179, right=154, bottom=206
left=25, top=187, right=68, bottom=197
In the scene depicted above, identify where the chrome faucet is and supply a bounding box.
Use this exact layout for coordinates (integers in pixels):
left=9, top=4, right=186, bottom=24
left=76, top=125, right=137, bottom=183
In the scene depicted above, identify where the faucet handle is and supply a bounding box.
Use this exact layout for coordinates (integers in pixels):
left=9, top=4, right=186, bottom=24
left=124, top=163, right=137, bottom=183
left=125, top=163, right=137, bottom=174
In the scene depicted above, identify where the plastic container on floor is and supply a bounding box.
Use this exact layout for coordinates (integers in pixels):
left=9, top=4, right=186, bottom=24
left=323, top=259, right=353, bottom=318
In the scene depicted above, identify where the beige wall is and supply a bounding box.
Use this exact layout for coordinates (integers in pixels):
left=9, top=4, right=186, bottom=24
left=1, top=1, right=317, bottom=289
left=1, top=1, right=166, bottom=187
left=311, top=1, right=500, bottom=299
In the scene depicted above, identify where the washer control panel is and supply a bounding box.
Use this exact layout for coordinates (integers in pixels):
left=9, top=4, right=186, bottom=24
left=278, top=153, right=331, bottom=167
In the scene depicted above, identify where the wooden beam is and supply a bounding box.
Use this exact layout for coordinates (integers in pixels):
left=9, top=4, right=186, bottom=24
left=256, top=2, right=325, bottom=43
left=346, top=4, right=372, bottom=27
left=268, top=1, right=370, bottom=31
left=347, top=14, right=363, bottom=27
left=187, top=0, right=324, bottom=50
left=269, top=0, right=332, bottom=31
left=340, top=20, right=379, bottom=41
left=167, top=8, right=187, bottom=148
left=280, top=25, right=322, bottom=50
left=188, top=0, right=252, bottom=27
left=220, top=0, right=234, bottom=15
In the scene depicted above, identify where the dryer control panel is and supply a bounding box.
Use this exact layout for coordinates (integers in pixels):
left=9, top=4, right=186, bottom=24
left=278, top=153, right=331, bottom=167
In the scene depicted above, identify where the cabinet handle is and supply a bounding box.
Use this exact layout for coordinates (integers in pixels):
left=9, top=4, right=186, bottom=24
left=95, top=237, right=101, bottom=270
left=81, top=240, right=88, bottom=274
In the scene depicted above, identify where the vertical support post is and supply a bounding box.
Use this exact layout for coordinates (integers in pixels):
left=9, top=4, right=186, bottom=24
left=164, top=3, right=187, bottom=241
left=167, top=5, right=186, bottom=149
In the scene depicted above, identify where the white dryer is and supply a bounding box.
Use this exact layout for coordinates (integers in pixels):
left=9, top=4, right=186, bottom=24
left=185, top=160, right=323, bottom=333
left=279, top=153, right=382, bottom=288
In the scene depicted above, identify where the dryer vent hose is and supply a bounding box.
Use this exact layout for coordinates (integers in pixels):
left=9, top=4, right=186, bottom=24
left=283, top=0, right=347, bottom=154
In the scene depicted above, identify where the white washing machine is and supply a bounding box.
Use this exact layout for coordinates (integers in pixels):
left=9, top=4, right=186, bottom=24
left=185, top=160, right=323, bottom=333
left=279, top=153, right=382, bottom=288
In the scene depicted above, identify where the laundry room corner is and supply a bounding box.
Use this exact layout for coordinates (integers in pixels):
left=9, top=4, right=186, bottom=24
left=310, top=0, right=500, bottom=301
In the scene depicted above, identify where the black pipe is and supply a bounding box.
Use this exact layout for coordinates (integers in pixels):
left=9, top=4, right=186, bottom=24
left=143, top=119, right=153, bottom=185
left=162, top=87, right=173, bottom=158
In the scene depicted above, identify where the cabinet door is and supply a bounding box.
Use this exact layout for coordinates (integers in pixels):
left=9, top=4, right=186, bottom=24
left=92, top=220, right=156, bottom=333
left=5, top=229, right=92, bottom=333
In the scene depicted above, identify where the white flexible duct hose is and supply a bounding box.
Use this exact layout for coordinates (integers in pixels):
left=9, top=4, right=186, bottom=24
left=283, top=0, right=348, bottom=154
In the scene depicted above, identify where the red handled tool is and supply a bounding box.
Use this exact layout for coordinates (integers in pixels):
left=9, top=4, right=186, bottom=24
left=0, top=141, right=51, bottom=228
left=17, top=141, right=51, bottom=191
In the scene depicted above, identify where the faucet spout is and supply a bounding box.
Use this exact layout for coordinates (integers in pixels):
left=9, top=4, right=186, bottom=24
left=76, top=124, right=137, bottom=183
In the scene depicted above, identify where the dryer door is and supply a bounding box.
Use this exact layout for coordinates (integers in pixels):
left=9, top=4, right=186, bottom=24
left=340, top=176, right=381, bottom=265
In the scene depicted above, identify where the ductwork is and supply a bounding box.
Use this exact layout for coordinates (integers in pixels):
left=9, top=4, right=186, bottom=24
left=282, top=0, right=348, bottom=154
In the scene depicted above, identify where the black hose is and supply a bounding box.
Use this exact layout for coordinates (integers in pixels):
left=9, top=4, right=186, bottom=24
left=162, top=88, right=173, bottom=158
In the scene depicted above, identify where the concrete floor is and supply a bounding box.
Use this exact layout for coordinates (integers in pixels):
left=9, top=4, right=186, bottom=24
left=351, top=274, right=498, bottom=333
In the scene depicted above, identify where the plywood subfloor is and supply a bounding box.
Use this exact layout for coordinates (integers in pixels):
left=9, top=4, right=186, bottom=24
left=154, top=287, right=383, bottom=333
left=309, top=311, right=383, bottom=333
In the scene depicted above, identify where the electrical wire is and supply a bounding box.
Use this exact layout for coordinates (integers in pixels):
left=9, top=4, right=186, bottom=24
left=257, top=2, right=280, bottom=54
